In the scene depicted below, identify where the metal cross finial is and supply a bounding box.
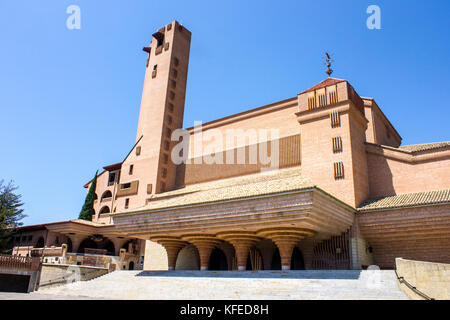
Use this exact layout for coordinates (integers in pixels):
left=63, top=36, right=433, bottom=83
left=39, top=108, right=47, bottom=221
left=324, top=51, right=334, bottom=77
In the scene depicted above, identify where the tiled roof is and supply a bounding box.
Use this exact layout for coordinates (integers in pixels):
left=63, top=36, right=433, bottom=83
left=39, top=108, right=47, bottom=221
left=398, top=142, right=450, bottom=153
left=358, top=190, right=450, bottom=212
left=300, top=78, right=346, bottom=94
left=125, top=166, right=315, bottom=212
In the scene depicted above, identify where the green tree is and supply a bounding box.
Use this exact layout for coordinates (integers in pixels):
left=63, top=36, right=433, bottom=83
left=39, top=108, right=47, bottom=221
left=0, top=180, right=26, bottom=253
left=79, top=171, right=98, bottom=221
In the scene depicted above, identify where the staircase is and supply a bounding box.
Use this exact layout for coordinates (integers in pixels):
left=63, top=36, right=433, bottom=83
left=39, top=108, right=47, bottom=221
left=36, top=270, right=408, bottom=300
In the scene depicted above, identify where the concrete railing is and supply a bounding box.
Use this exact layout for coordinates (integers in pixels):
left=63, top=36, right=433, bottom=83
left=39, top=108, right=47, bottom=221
left=0, top=253, right=40, bottom=271
left=395, top=258, right=450, bottom=300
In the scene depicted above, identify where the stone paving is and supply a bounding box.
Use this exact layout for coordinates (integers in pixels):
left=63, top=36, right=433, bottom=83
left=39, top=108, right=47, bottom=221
left=33, top=270, right=409, bottom=300
left=0, top=292, right=99, bottom=300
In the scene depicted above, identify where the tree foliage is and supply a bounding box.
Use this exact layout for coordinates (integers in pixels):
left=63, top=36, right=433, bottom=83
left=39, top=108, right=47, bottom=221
left=79, top=171, right=98, bottom=221
left=0, top=180, right=26, bottom=253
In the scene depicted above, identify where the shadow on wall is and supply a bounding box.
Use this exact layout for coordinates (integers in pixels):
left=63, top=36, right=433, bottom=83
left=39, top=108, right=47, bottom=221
left=367, top=153, right=395, bottom=198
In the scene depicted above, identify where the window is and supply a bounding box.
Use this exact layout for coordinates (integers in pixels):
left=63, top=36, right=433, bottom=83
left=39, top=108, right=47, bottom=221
left=172, top=69, right=178, bottom=78
left=125, top=198, right=130, bottom=209
left=168, top=103, right=174, bottom=112
left=334, top=162, right=345, bottom=180
left=329, top=91, right=338, bottom=104
left=101, top=190, right=112, bottom=201
left=108, top=172, right=116, bottom=186
left=129, top=165, right=134, bottom=175
left=121, top=183, right=131, bottom=190
left=100, top=206, right=110, bottom=214
left=330, top=111, right=341, bottom=128
left=307, top=96, right=316, bottom=110
left=318, top=94, right=327, bottom=107
left=167, top=115, right=173, bottom=125
left=169, top=91, right=175, bottom=100
left=147, top=184, right=153, bottom=194
left=154, top=31, right=164, bottom=47
left=173, top=57, right=179, bottom=66
left=136, top=146, right=141, bottom=156
left=332, top=137, right=343, bottom=153
left=161, top=167, right=167, bottom=178
left=152, top=65, right=157, bottom=78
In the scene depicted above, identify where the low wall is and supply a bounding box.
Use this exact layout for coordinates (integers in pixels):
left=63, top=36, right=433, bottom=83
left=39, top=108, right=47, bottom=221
left=396, top=258, right=450, bottom=300
left=38, top=264, right=108, bottom=288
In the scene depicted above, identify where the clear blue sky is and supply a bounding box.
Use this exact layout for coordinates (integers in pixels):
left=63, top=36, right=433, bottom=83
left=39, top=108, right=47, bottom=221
left=1, top=1, right=449, bottom=225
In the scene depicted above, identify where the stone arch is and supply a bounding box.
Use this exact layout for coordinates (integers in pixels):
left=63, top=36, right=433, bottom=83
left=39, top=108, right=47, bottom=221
left=103, top=240, right=115, bottom=256
left=100, top=190, right=112, bottom=201
left=208, top=247, right=228, bottom=271
left=246, top=247, right=264, bottom=271
left=78, top=238, right=97, bottom=254
left=175, top=244, right=200, bottom=270
left=99, top=206, right=110, bottom=214
left=291, top=247, right=305, bottom=270
left=271, top=248, right=282, bottom=270
left=129, top=261, right=135, bottom=270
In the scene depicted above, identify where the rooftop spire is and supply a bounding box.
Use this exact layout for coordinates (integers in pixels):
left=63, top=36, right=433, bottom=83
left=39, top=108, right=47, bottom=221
left=324, top=51, right=334, bottom=77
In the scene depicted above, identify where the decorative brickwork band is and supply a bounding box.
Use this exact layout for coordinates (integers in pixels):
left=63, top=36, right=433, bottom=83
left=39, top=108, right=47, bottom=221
left=181, top=234, right=222, bottom=271
left=257, top=228, right=315, bottom=270
left=150, top=236, right=187, bottom=270
left=216, top=231, right=261, bottom=271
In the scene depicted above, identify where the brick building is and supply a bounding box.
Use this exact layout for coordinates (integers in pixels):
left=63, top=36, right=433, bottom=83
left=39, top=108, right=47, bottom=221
left=11, top=21, right=450, bottom=271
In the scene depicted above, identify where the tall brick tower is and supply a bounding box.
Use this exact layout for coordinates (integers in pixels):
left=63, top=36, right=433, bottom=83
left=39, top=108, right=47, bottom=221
left=119, top=21, right=191, bottom=209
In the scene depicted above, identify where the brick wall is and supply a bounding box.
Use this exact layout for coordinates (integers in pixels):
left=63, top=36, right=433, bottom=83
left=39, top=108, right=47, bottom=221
left=366, top=145, right=450, bottom=198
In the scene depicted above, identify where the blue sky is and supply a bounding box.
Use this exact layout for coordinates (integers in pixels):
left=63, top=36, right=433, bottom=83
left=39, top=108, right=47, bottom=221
left=0, top=1, right=449, bottom=225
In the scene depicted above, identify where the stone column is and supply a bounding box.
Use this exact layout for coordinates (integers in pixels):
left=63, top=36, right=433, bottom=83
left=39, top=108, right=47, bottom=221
left=150, top=237, right=187, bottom=270
left=110, top=238, right=127, bottom=256
left=69, top=235, right=84, bottom=253
left=217, top=231, right=260, bottom=271
left=181, top=234, right=222, bottom=271
left=257, top=228, right=315, bottom=270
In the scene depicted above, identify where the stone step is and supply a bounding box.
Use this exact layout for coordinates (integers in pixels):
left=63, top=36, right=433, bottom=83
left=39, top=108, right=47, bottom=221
left=37, top=270, right=409, bottom=300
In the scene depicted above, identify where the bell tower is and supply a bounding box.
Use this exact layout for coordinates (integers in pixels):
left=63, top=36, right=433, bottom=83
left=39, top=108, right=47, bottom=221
left=121, top=21, right=191, bottom=207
